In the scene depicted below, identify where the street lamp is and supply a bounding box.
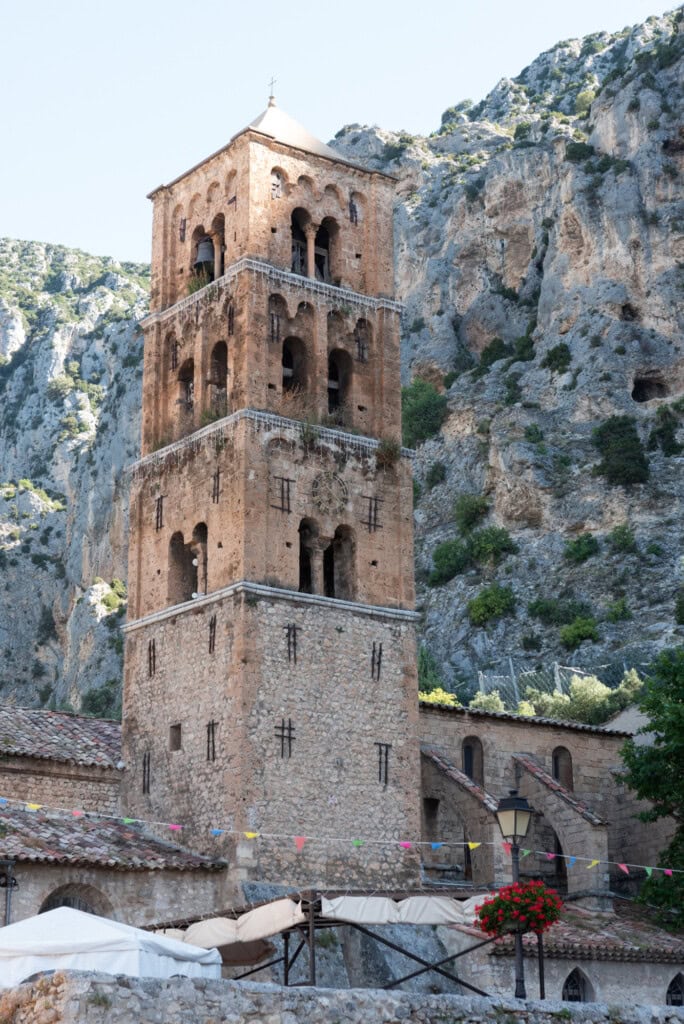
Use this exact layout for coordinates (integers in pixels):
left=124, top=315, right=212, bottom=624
left=496, top=790, right=532, bottom=1000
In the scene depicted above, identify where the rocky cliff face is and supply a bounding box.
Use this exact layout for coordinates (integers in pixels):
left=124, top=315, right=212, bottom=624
left=0, top=9, right=682, bottom=711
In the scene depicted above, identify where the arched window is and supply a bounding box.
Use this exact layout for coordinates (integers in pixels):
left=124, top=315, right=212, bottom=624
left=354, top=319, right=371, bottom=362
left=282, top=337, right=306, bottom=393
left=191, top=226, right=214, bottom=286
left=298, top=518, right=319, bottom=594
left=178, top=358, right=195, bottom=407
left=271, top=169, right=284, bottom=199
left=291, top=209, right=310, bottom=276
left=40, top=884, right=113, bottom=918
left=323, top=525, right=355, bottom=601
left=315, top=217, right=339, bottom=283
left=209, top=341, right=228, bottom=417
left=192, top=522, right=208, bottom=596
left=562, top=968, right=595, bottom=1003
left=328, top=349, right=352, bottom=416
left=552, top=746, right=573, bottom=790
left=462, top=736, right=484, bottom=786
left=168, top=531, right=195, bottom=606
left=667, top=974, right=684, bottom=1006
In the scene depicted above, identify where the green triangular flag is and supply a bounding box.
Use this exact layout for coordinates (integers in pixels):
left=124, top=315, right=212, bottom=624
left=520, top=849, right=531, bottom=858
left=122, top=818, right=136, bottom=824
left=645, top=866, right=653, bottom=877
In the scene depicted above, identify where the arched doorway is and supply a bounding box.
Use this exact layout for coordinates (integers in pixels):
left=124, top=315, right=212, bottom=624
left=562, top=967, right=595, bottom=1002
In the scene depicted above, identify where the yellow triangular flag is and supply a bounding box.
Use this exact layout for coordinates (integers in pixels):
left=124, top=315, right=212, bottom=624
left=467, top=842, right=481, bottom=850
left=244, top=831, right=259, bottom=839
left=586, top=859, right=599, bottom=869
left=26, top=803, right=42, bottom=811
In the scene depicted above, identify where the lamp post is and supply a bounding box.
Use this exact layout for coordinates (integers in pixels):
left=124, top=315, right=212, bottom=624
left=495, top=790, right=532, bottom=1000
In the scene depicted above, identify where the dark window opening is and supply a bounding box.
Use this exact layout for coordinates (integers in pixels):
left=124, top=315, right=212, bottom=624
left=271, top=171, right=283, bottom=199
left=298, top=518, right=318, bottom=594
left=168, top=527, right=206, bottom=605
left=155, top=496, right=164, bottom=531
left=178, top=358, right=195, bottom=407
left=621, top=303, right=639, bottom=321
left=192, top=522, right=208, bottom=596
left=147, top=639, right=156, bottom=678
left=206, top=720, right=217, bottom=762
left=667, top=974, right=684, bottom=1006
left=179, top=218, right=187, bottom=243
left=552, top=746, right=573, bottom=790
left=170, top=338, right=179, bottom=370
left=270, top=312, right=281, bottom=344
left=41, top=892, right=97, bottom=915
left=169, top=723, right=182, bottom=751
left=371, top=641, right=383, bottom=681
left=291, top=211, right=308, bottom=276
left=314, top=225, right=330, bottom=282
left=376, top=742, right=391, bottom=785
left=142, top=751, right=151, bottom=794
left=212, top=470, right=221, bottom=504
left=323, top=525, right=355, bottom=601
left=423, top=797, right=439, bottom=836
left=562, top=968, right=593, bottom=1003
left=462, top=736, right=484, bottom=786
left=327, top=349, right=352, bottom=417
left=193, top=234, right=215, bottom=284
left=349, top=197, right=358, bottom=224
left=227, top=304, right=235, bottom=335
left=208, top=342, right=228, bottom=418
left=282, top=337, right=306, bottom=393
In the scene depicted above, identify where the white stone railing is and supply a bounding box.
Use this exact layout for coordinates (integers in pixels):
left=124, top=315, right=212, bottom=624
left=128, top=408, right=413, bottom=479
left=141, top=257, right=404, bottom=327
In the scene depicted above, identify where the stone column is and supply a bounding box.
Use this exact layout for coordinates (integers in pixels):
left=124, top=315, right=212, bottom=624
left=213, top=235, right=222, bottom=280
left=305, top=224, right=317, bottom=279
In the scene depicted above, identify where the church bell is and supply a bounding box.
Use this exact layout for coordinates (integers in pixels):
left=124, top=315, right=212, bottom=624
left=194, top=238, right=214, bottom=267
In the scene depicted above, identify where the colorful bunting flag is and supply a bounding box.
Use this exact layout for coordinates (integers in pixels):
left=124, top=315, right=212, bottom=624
left=587, top=859, right=600, bottom=869
left=431, top=842, right=444, bottom=850
left=546, top=852, right=556, bottom=861
left=25, top=803, right=41, bottom=812
left=502, top=842, right=512, bottom=855
left=210, top=829, right=224, bottom=837
left=399, top=841, right=412, bottom=849
left=168, top=824, right=182, bottom=831
left=520, top=849, right=531, bottom=859
left=664, top=868, right=673, bottom=877
left=567, top=856, right=576, bottom=869
left=72, top=810, right=84, bottom=817
left=244, top=831, right=259, bottom=839
left=468, top=842, right=481, bottom=851
left=352, top=839, right=364, bottom=847
left=294, top=836, right=307, bottom=853
left=618, top=863, right=629, bottom=874
left=122, top=818, right=136, bottom=824
left=0, top=798, right=7, bottom=806
left=645, top=867, right=653, bottom=877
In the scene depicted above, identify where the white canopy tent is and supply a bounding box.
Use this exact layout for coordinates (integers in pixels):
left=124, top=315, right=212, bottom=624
left=0, top=907, right=222, bottom=989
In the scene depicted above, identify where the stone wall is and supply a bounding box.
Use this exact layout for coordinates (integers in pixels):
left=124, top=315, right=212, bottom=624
left=2, top=973, right=683, bottom=1024
left=122, top=585, right=420, bottom=892
left=0, top=759, right=120, bottom=816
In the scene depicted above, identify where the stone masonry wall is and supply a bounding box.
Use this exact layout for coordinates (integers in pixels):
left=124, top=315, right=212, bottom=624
left=122, top=586, right=420, bottom=893
left=0, top=759, right=121, bottom=816
left=3, top=974, right=683, bottom=1024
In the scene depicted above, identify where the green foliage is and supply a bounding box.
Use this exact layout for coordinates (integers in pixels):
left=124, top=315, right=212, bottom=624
left=419, top=686, right=460, bottom=707
left=469, top=526, right=518, bottom=564
left=648, top=406, right=683, bottom=456
left=37, top=605, right=57, bottom=644
left=524, top=669, right=641, bottom=725
left=111, top=578, right=127, bottom=599
left=418, top=645, right=445, bottom=694
left=467, top=584, right=516, bottom=626
left=187, top=268, right=211, bottom=295
left=564, top=533, right=599, bottom=564
left=621, top=647, right=684, bottom=929
left=429, top=539, right=472, bottom=585
left=541, top=343, right=571, bottom=374
left=514, top=122, right=532, bottom=140
left=528, top=597, right=591, bottom=626
left=454, top=493, right=489, bottom=533
left=608, top=524, right=637, bottom=553
left=593, top=416, right=650, bottom=486
left=503, top=374, right=522, bottom=405
left=81, top=678, right=121, bottom=720
left=474, top=337, right=512, bottom=377
left=408, top=316, right=426, bottom=334
left=401, top=379, right=448, bottom=448
left=425, top=461, right=447, bottom=490
left=46, top=374, right=75, bottom=400
left=101, top=591, right=122, bottom=612
left=575, top=89, right=596, bottom=115
left=469, top=689, right=505, bottom=712
left=676, top=590, right=684, bottom=626
left=607, top=597, right=631, bottom=623
left=565, top=141, right=595, bottom=162
left=559, top=616, right=599, bottom=649
left=524, top=424, right=544, bottom=443
left=413, top=479, right=421, bottom=505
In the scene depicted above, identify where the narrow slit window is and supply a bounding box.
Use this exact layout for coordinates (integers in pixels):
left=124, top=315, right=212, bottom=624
left=170, top=340, right=179, bottom=370
left=208, top=614, right=217, bottom=654
left=212, top=470, right=221, bottom=504
left=349, top=197, right=358, bottom=224
left=227, top=304, right=235, bottom=336
left=371, top=641, right=383, bottom=681
left=142, top=751, right=151, bottom=794
left=148, top=639, right=156, bottom=677
left=285, top=623, right=298, bottom=663
left=169, top=723, right=182, bottom=751
left=179, top=218, right=186, bottom=242
left=376, top=742, right=391, bottom=785
left=155, top=496, right=164, bottom=531
left=270, top=312, right=281, bottom=344
left=206, top=720, right=217, bottom=762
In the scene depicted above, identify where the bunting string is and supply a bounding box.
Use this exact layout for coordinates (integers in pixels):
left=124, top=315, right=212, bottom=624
left=0, top=794, right=680, bottom=877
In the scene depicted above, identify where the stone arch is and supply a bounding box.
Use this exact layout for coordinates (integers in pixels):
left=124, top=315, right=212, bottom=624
left=191, top=522, right=208, bottom=595
left=269, top=293, right=290, bottom=344
left=168, top=531, right=195, bottom=606
left=315, top=216, right=340, bottom=283
left=297, top=174, right=315, bottom=192
left=224, top=168, right=237, bottom=199
left=271, top=166, right=288, bottom=199
left=562, top=967, right=595, bottom=1003
left=178, top=358, right=195, bottom=407
left=291, top=208, right=311, bottom=276
left=190, top=224, right=214, bottom=284
left=666, top=973, right=684, bottom=1006
left=328, top=348, right=353, bottom=417
left=462, top=735, right=484, bottom=786
left=323, top=524, right=355, bottom=601
left=350, top=190, right=365, bottom=224
left=354, top=318, right=372, bottom=361
left=40, top=882, right=113, bottom=918
left=188, top=192, right=203, bottom=221
left=324, top=182, right=344, bottom=208
left=206, top=180, right=221, bottom=209
left=298, top=517, right=319, bottom=594
left=282, top=337, right=307, bottom=393
left=208, top=341, right=228, bottom=417
left=552, top=746, right=573, bottom=790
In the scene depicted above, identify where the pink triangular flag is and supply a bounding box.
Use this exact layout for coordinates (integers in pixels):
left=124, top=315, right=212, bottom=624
left=168, top=823, right=182, bottom=831
left=294, top=836, right=307, bottom=852
left=502, top=842, right=512, bottom=855
left=399, top=841, right=412, bottom=849
left=663, top=868, right=673, bottom=877
left=618, top=862, right=629, bottom=874
left=72, top=810, right=84, bottom=817
left=546, top=852, right=556, bottom=861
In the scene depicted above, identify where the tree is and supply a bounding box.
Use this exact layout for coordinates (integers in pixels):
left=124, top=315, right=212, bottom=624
left=621, top=647, right=684, bottom=930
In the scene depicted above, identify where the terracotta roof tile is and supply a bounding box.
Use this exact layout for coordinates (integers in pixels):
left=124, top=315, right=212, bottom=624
left=0, top=808, right=224, bottom=871
left=512, top=753, right=606, bottom=825
left=0, top=707, right=121, bottom=768
left=419, top=702, right=633, bottom=737
left=421, top=745, right=498, bottom=813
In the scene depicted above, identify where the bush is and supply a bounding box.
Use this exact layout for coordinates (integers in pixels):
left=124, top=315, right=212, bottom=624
left=575, top=89, right=596, bottom=115
left=524, top=424, right=544, bottom=443
left=468, top=584, right=516, bottom=626
left=649, top=406, right=682, bottom=456
left=469, top=526, right=518, bottom=565
left=469, top=689, right=506, bottom=712
left=475, top=337, right=512, bottom=377
left=676, top=589, right=684, bottom=626
left=417, top=645, right=445, bottom=693
left=607, top=597, right=632, bottom=622
left=376, top=436, right=401, bottom=468
left=564, top=533, right=599, bottom=564
left=608, top=524, right=637, bottom=553
left=593, top=415, right=649, bottom=486
left=528, top=597, right=591, bottom=626
left=81, top=678, right=121, bottom=719
left=401, top=379, right=448, bottom=448
left=425, top=461, right=447, bottom=489
left=565, top=141, right=595, bottom=162
left=429, top=539, right=472, bottom=585
left=541, top=343, right=571, bottom=374
left=559, top=616, right=599, bottom=649
left=419, top=686, right=460, bottom=707
left=454, top=493, right=489, bottom=533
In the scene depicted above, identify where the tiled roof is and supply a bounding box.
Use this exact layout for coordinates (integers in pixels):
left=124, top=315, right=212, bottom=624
left=0, top=707, right=121, bottom=768
left=421, top=745, right=498, bottom=813
left=419, top=702, right=633, bottom=737
left=0, top=807, right=224, bottom=871
left=513, top=753, right=606, bottom=825
left=491, top=903, right=684, bottom=963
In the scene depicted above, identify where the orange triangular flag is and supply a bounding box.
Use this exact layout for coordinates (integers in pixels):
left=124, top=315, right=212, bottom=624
left=294, top=836, right=307, bottom=852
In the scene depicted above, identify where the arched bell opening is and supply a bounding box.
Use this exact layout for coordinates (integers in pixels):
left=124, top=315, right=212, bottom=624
left=298, top=518, right=319, bottom=594
left=462, top=736, right=484, bottom=786
left=191, top=522, right=208, bottom=596
left=291, top=208, right=310, bottom=277
left=178, top=358, right=195, bottom=408
left=315, top=217, right=339, bottom=283
left=208, top=341, right=228, bottom=417
left=168, top=531, right=196, bottom=606
left=191, top=225, right=214, bottom=287
left=323, top=525, right=356, bottom=601
left=328, top=349, right=353, bottom=420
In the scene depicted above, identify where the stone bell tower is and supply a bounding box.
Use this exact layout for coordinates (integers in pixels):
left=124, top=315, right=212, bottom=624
left=121, top=98, right=420, bottom=892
